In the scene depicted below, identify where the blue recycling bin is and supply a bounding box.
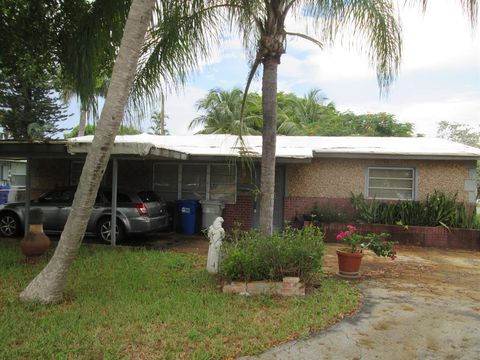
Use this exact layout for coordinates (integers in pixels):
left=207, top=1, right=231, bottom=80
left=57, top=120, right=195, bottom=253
left=176, top=199, right=199, bottom=235
left=0, top=185, right=10, bottom=204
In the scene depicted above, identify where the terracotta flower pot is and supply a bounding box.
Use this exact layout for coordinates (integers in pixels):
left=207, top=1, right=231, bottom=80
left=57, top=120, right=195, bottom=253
left=336, top=249, right=364, bottom=279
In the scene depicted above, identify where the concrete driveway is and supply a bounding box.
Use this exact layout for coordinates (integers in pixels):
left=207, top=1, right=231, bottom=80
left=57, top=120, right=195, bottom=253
left=242, top=245, right=480, bottom=360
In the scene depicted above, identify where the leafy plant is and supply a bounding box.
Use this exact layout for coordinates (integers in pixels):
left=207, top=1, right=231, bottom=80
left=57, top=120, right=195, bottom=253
left=310, top=204, right=347, bottom=223
left=336, top=225, right=396, bottom=259
left=221, top=226, right=325, bottom=282
left=351, top=191, right=477, bottom=229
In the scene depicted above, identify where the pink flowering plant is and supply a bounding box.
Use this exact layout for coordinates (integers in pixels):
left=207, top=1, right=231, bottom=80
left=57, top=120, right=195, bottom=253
left=336, top=225, right=397, bottom=259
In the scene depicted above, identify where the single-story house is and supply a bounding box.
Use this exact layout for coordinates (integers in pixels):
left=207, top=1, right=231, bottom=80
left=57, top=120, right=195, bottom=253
left=1, top=134, right=479, bottom=232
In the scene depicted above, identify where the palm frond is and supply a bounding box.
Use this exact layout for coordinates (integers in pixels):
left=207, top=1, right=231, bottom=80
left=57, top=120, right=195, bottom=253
left=302, top=0, right=402, bottom=93
left=127, top=0, right=225, bottom=125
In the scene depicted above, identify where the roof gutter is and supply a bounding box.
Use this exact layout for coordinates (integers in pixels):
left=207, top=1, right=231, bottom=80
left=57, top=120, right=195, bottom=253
left=313, top=152, right=480, bottom=161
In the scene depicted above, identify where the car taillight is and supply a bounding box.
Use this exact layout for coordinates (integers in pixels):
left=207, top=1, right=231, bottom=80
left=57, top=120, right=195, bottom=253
left=134, top=203, right=148, bottom=216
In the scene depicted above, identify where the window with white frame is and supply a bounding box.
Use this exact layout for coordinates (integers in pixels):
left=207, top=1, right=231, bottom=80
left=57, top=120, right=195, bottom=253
left=367, top=167, right=415, bottom=200
left=153, top=163, right=236, bottom=203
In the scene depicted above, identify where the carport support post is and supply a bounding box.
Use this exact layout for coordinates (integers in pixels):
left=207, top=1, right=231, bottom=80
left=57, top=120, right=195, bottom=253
left=24, top=157, right=32, bottom=233
left=111, top=159, right=118, bottom=246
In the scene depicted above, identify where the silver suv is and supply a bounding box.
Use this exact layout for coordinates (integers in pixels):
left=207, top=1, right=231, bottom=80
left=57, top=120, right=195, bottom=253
left=0, top=187, right=168, bottom=242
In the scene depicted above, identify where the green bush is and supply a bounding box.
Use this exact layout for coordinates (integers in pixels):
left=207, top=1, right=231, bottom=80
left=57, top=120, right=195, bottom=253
left=351, top=191, right=478, bottom=229
left=221, top=226, right=325, bottom=282
left=309, top=204, right=347, bottom=223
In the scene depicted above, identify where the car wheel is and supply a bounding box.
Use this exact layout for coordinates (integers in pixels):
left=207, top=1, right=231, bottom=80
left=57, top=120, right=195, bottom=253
left=0, top=213, right=21, bottom=237
left=97, top=217, right=125, bottom=243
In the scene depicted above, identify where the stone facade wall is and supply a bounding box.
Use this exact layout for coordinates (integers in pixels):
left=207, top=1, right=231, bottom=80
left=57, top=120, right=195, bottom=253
left=287, top=158, right=475, bottom=202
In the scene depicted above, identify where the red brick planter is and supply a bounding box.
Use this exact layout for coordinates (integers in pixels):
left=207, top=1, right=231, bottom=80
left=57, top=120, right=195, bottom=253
left=319, top=222, right=480, bottom=251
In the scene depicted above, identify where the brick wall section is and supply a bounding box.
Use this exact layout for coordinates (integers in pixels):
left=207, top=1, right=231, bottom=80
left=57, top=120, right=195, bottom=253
left=283, top=196, right=356, bottom=222
left=223, top=194, right=253, bottom=231
left=320, top=222, right=480, bottom=251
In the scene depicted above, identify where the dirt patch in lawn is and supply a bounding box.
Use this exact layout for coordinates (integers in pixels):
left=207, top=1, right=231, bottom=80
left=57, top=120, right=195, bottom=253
left=324, top=244, right=480, bottom=302
left=246, top=245, right=480, bottom=360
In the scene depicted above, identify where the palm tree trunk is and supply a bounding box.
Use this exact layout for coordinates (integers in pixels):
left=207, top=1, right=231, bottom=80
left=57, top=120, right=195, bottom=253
left=78, top=109, right=87, bottom=136
left=259, top=57, right=278, bottom=236
left=19, top=0, right=155, bottom=304
left=160, top=92, right=165, bottom=135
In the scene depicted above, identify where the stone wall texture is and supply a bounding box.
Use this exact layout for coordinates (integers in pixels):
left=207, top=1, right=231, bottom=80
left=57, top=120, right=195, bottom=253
left=286, top=158, right=474, bottom=202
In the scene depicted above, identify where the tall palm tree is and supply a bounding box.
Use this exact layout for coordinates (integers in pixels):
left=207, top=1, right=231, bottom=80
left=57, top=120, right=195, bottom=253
left=150, top=93, right=169, bottom=135
left=227, top=0, right=477, bottom=235
left=227, top=1, right=402, bottom=235
left=20, top=0, right=220, bottom=304
left=189, top=88, right=262, bottom=135
left=276, top=89, right=327, bottom=135
left=19, top=0, right=156, bottom=304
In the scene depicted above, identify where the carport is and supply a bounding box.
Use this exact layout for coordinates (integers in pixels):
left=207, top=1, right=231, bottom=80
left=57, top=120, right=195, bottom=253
left=0, top=139, right=188, bottom=245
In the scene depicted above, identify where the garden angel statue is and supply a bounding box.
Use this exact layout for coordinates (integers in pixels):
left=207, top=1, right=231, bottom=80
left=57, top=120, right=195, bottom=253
left=206, top=217, right=225, bottom=273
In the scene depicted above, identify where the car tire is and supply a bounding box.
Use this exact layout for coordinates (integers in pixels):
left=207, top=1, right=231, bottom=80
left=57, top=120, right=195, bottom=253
left=0, top=212, right=21, bottom=238
left=97, top=217, right=125, bottom=243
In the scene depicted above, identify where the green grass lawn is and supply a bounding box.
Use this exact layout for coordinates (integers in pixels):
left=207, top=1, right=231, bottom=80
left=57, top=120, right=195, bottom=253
left=0, top=241, right=359, bottom=359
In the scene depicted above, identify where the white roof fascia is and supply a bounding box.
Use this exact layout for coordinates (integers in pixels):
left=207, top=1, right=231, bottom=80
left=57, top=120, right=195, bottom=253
left=66, top=134, right=480, bottom=160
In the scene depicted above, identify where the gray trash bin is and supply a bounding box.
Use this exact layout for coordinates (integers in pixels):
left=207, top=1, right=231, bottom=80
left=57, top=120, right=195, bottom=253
left=200, top=200, right=225, bottom=229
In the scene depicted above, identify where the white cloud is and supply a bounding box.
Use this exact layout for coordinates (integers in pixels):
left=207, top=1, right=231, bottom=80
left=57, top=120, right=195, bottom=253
left=280, top=0, right=479, bottom=87
left=66, top=1, right=479, bottom=139
left=337, top=90, right=480, bottom=137
left=399, top=0, right=480, bottom=72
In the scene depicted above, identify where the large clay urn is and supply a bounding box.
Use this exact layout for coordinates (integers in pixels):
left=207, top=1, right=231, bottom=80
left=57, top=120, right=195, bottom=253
left=20, top=208, right=51, bottom=257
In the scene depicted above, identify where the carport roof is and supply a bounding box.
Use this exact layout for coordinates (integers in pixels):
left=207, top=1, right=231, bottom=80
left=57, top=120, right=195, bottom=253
left=66, top=134, right=480, bottom=160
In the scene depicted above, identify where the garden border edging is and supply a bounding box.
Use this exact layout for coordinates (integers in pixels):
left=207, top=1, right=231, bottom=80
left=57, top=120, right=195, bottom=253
left=223, top=277, right=305, bottom=296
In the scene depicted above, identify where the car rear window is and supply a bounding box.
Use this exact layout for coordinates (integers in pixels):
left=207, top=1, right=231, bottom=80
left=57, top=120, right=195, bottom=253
left=137, top=191, right=160, bottom=203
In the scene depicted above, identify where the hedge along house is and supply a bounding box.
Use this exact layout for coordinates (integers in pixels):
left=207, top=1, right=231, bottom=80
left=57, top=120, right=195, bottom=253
left=1, top=134, right=480, bottom=235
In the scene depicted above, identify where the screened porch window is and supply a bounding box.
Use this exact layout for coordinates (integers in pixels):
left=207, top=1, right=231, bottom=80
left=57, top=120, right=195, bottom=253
left=153, top=163, right=178, bottom=201
left=181, top=165, right=207, bottom=200
left=153, top=163, right=237, bottom=203
left=367, top=167, right=415, bottom=200
left=209, top=164, right=236, bottom=203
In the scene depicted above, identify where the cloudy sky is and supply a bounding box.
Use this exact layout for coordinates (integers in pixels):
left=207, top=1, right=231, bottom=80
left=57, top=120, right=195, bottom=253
left=66, top=0, right=479, bottom=138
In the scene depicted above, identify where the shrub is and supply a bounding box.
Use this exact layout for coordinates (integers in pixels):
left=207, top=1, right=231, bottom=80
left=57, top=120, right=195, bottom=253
left=221, top=226, right=325, bottom=282
left=310, top=205, right=347, bottom=223
left=351, top=191, right=478, bottom=229
left=336, top=225, right=397, bottom=259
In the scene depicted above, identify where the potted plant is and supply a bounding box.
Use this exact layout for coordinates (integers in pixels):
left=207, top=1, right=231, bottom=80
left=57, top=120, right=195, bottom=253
left=335, top=225, right=396, bottom=279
